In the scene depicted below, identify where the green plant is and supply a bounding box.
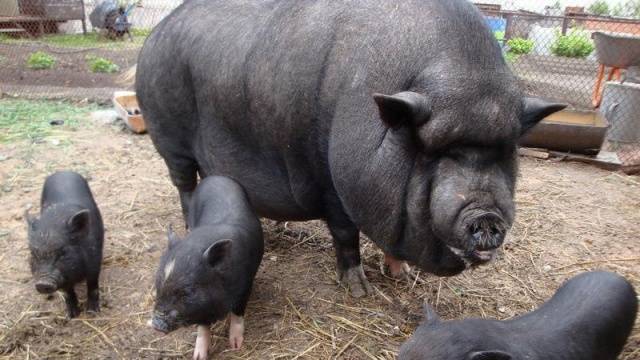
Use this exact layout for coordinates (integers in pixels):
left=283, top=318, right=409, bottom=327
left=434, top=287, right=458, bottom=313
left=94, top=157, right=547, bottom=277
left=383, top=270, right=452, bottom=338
left=588, top=0, right=610, bottom=15
left=551, top=30, right=594, bottom=58
left=87, top=56, right=120, bottom=73
left=26, top=51, right=55, bottom=70
left=494, top=31, right=505, bottom=42
left=504, top=52, right=520, bottom=63
left=507, top=37, right=534, bottom=55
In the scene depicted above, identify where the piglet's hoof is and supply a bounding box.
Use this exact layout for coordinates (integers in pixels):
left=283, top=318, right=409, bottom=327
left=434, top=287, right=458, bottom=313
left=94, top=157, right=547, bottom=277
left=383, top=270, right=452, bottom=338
left=338, top=265, right=372, bottom=298
left=381, top=254, right=413, bottom=280
left=193, top=325, right=211, bottom=360
left=228, top=314, right=245, bottom=350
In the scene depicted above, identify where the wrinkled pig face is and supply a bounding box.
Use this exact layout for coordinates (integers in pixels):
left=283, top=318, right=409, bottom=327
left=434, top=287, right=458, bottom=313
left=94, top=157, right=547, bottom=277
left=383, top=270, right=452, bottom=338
left=152, top=229, right=231, bottom=333
left=374, top=87, right=565, bottom=271
left=26, top=207, right=89, bottom=293
left=399, top=305, right=513, bottom=360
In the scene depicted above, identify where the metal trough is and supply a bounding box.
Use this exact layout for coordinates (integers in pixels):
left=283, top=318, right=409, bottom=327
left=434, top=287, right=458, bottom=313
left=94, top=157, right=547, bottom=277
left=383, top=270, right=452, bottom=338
left=592, top=31, right=640, bottom=68
left=520, top=110, right=608, bottom=153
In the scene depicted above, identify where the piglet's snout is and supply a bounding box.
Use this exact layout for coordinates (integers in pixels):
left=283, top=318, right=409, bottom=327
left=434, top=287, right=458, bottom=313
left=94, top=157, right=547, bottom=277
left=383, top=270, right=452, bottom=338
left=35, top=279, right=57, bottom=294
left=151, top=316, right=171, bottom=334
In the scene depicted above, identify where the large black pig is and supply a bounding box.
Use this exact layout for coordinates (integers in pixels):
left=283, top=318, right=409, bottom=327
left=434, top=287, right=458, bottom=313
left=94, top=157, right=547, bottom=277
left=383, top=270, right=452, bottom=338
left=399, top=271, right=638, bottom=360
left=26, top=171, right=104, bottom=318
left=136, top=0, right=566, bottom=297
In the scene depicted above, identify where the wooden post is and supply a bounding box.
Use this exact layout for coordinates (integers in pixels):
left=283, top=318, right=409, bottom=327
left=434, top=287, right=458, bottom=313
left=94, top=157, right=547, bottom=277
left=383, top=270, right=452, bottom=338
left=504, top=14, right=514, bottom=41
left=80, top=0, right=87, bottom=34
left=561, top=16, right=569, bottom=35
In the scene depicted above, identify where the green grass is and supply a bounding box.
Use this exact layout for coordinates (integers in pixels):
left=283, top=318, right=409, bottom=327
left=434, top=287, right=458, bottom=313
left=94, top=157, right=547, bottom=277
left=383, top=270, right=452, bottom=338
left=0, top=31, right=150, bottom=49
left=0, top=99, right=99, bottom=143
left=26, top=51, right=56, bottom=70
left=87, top=56, right=120, bottom=73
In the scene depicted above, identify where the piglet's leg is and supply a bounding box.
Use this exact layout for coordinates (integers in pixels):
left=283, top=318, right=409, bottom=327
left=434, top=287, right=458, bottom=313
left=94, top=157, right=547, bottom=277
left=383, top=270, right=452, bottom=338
left=228, top=313, right=245, bottom=350
left=63, top=287, right=80, bottom=318
left=193, top=325, right=211, bottom=360
left=382, top=253, right=412, bottom=279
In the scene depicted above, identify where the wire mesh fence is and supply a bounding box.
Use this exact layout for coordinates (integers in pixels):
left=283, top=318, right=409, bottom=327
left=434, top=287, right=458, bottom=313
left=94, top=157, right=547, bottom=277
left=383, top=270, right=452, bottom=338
left=1, top=0, right=640, bottom=168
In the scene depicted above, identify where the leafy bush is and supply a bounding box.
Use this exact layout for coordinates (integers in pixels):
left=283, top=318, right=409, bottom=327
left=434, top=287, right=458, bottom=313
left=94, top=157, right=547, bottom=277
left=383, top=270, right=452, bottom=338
left=507, top=38, right=534, bottom=55
left=87, top=56, right=120, bottom=73
left=26, top=51, right=55, bottom=70
left=551, top=30, right=594, bottom=58
left=494, top=31, right=505, bottom=42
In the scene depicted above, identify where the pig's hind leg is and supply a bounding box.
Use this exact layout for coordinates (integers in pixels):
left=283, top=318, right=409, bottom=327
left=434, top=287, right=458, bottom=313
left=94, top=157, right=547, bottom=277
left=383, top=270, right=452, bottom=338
left=86, top=274, right=100, bottom=313
left=62, top=287, right=80, bottom=318
left=162, top=155, right=199, bottom=226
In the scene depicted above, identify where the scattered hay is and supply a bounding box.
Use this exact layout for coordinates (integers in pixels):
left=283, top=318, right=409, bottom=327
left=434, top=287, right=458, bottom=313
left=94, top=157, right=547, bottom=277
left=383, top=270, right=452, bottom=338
left=0, top=115, right=638, bottom=359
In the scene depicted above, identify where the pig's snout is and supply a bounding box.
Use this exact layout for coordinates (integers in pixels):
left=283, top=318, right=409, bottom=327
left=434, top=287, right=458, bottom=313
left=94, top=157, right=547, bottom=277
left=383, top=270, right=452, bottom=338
left=35, top=279, right=57, bottom=294
left=151, top=316, right=170, bottom=334
left=468, top=212, right=506, bottom=252
left=151, top=311, right=180, bottom=334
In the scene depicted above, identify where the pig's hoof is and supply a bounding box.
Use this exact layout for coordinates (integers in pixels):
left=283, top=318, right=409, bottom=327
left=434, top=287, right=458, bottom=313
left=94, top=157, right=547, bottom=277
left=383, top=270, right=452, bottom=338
left=86, top=302, right=100, bottom=314
left=192, top=348, right=208, bottom=360
left=338, top=265, right=372, bottom=298
left=66, top=307, right=80, bottom=319
left=381, top=255, right=413, bottom=280
left=229, top=334, right=244, bottom=351
left=228, top=314, right=245, bottom=350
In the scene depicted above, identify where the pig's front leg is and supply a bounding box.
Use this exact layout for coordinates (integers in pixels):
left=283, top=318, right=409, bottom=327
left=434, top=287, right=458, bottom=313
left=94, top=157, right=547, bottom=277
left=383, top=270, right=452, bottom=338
left=193, top=325, right=211, bottom=360
left=228, top=313, right=244, bottom=350
left=63, top=287, right=80, bottom=318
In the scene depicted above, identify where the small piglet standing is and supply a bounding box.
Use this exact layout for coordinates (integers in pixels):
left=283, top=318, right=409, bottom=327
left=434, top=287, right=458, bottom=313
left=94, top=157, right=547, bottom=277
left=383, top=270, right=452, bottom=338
left=399, top=271, right=638, bottom=360
left=26, top=171, right=104, bottom=318
left=151, top=176, right=264, bottom=360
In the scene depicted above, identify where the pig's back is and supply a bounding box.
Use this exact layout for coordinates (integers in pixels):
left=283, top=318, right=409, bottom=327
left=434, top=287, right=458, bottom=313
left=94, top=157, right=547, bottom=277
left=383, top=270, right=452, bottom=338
left=517, top=271, right=637, bottom=359
left=41, top=171, right=98, bottom=211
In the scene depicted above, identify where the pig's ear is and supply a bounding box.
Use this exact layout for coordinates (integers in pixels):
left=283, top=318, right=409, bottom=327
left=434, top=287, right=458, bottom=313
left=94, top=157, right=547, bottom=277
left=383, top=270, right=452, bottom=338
left=166, top=225, right=181, bottom=249
left=373, top=91, right=432, bottom=129
left=203, top=239, right=232, bottom=268
left=520, top=97, right=566, bottom=135
left=422, top=302, right=441, bottom=325
left=67, top=209, right=90, bottom=235
left=467, top=350, right=513, bottom=360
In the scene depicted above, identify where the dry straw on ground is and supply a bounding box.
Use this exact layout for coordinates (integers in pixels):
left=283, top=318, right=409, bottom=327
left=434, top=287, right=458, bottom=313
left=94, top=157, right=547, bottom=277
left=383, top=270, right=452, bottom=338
left=0, top=116, right=638, bottom=359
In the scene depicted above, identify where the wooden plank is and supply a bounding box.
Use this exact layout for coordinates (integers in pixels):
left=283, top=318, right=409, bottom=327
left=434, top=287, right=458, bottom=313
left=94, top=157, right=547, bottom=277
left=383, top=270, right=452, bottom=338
left=518, top=148, right=550, bottom=159
left=41, top=0, right=84, bottom=21
left=0, top=15, right=47, bottom=22
left=0, top=28, right=26, bottom=33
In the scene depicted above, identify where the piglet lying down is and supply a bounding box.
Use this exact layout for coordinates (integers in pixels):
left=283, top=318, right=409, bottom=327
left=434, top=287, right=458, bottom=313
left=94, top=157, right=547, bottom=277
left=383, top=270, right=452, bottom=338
left=150, top=176, right=264, bottom=360
left=400, top=271, right=638, bottom=360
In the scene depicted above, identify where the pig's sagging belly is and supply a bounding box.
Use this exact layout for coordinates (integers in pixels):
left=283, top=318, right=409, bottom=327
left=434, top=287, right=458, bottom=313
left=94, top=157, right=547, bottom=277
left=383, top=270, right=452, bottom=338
left=194, top=131, right=323, bottom=221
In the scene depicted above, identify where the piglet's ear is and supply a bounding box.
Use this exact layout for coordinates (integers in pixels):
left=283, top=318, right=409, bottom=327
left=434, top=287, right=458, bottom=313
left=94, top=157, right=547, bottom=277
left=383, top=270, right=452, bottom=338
left=422, top=302, right=441, bottom=326
left=25, top=209, right=39, bottom=232
left=373, top=91, right=432, bottom=129
left=166, top=224, right=180, bottom=249
left=203, top=239, right=232, bottom=268
left=468, top=350, right=513, bottom=360
left=67, top=209, right=90, bottom=235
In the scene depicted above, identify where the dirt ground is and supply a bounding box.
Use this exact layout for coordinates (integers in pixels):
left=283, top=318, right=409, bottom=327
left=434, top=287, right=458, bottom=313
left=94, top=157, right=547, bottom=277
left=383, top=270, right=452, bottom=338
left=0, top=110, right=638, bottom=360
left=0, top=43, right=139, bottom=90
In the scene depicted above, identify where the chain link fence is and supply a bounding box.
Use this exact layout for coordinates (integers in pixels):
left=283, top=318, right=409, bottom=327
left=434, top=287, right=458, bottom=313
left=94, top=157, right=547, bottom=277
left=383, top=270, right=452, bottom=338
left=1, top=0, right=640, bottom=168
